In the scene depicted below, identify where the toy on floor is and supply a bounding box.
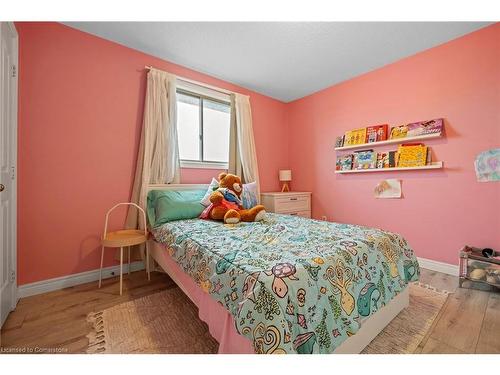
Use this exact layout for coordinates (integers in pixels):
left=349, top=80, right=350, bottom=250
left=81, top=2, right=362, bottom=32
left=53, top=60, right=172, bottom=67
left=200, top=172, right=266, bottom=224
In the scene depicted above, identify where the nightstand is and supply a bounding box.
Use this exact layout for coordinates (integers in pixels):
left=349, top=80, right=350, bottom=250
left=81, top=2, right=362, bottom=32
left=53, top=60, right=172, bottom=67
left=260, top=192, right=311, bottom=218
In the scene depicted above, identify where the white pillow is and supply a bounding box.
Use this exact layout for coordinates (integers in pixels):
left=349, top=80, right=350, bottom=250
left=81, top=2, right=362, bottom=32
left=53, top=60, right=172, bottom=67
left=242, top=181, right=259, bottom=209
left=200, top=178, right=219, bottom=206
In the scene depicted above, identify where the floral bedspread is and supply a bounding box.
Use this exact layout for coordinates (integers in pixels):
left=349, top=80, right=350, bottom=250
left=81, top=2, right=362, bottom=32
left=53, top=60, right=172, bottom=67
left=152, top=213, right=420, bottom=354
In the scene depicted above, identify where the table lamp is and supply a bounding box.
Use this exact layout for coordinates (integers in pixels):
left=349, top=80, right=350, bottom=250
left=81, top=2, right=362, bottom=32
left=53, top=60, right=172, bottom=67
left=279, top=170, right=292, bottom=192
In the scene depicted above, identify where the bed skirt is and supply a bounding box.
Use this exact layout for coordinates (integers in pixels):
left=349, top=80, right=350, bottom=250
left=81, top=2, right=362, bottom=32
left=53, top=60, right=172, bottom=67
left=149, top=240, right=254, bottom=353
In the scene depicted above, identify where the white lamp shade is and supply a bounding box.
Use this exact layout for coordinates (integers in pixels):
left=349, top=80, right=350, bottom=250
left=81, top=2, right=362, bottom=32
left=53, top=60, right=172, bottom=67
left=279, top=170, right=292, bottom=182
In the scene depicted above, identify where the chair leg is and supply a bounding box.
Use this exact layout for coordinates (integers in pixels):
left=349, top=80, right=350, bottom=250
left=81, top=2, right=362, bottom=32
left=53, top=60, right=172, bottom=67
left=128, top=246, right=131, bottom=275
left=120, top=247, right=123, bottom=296
left=98, top=245, right=105, bottom=288
left=146, top=241, right=151, bottom=281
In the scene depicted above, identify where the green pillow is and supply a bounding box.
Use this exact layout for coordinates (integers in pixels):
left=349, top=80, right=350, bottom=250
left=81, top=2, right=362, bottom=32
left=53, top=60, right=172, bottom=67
left=147, top=189, right=205, bottom=227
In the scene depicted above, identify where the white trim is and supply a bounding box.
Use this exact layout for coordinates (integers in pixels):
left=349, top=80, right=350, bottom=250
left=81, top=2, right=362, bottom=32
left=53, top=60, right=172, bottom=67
left=11, top=22, right=18, bottom=311
left=176, top=80, right=231, bottom=172
left=181, top=160, right=228, bottom=170
left=0, top=23, right=19, bottom=320
left=335, top=161, right=443, bottom=174
left=17, top=261, right=145, bottom=299
left=417, top=256, right=459, bottom=276
left=177, top=79, right=231, bottom=103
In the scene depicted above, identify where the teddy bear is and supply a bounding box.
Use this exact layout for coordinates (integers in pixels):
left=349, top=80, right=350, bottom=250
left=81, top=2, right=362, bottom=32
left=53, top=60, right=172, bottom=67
left=200, top=172, right=266, bottom=224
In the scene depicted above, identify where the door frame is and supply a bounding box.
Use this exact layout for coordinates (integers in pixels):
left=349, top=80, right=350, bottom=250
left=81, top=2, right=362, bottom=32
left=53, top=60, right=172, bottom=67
left=10, top=21, right=18, bottom=311
left=1, top=22, right=19, bottom=324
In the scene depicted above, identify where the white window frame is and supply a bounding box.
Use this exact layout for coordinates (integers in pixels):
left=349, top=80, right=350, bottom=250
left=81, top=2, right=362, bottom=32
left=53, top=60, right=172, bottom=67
left=177, top=80, right=231, bottom=170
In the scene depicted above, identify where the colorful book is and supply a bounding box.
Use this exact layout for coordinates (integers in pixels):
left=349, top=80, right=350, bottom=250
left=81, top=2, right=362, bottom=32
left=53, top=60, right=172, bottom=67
left=397, top=143, right=428, bottom=167
left=344, top=130, right=354, bottom=146
left=388, top=151, right=399, bottom=167
left=391, top=118, right=444, bottom=139
left=390, top=125, right=408, bottom=139
left=338, top=154, right=353, bottom=170
left=353, top=150, right=376, bottom=170
left=344, top=128, right=367, bottom=146
left=420, top=118, right=443, bottom=135
left=376, top=152, right=389, bottom=169
left=406, top=118, right=443, bottom=137
left=366, top=124, right=389, bottom=143
left=335, top=135, right=344, bottom=148
left=406, top=122, right=425, bottom=137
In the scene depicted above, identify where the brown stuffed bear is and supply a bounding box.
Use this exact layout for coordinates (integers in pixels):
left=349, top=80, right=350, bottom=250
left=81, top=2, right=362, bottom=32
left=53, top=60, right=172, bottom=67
left=200, top=172, right=266, bottom=224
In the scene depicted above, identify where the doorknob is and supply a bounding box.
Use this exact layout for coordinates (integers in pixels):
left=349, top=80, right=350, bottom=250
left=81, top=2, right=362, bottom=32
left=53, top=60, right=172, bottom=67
left=0, top=184, right=4, bottom=192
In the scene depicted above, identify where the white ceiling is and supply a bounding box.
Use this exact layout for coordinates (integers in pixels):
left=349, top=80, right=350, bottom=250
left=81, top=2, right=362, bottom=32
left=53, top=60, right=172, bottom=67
left=65, top=22, right=491, bottom=102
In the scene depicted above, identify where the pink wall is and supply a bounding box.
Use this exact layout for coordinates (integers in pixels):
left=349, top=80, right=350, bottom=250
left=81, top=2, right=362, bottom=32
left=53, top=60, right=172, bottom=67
left=16, top=22, right=500, bottom=285
left=16, top=22, right=288, bottom=285
left=288, top=23, right=500, bottom=265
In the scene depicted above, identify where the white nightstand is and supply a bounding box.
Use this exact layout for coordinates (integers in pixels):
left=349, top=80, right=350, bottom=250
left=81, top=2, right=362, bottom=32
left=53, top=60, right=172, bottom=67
left=260, top=192, right=311, bottom=218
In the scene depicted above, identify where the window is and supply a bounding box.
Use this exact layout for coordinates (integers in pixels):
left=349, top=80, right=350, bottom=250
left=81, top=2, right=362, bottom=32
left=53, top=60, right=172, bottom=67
left=177, top=88, right=231, bottom=169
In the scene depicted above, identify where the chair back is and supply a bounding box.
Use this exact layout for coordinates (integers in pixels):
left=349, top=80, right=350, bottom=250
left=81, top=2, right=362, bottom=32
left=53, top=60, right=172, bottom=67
left=103, top=202, right=147, bottom=238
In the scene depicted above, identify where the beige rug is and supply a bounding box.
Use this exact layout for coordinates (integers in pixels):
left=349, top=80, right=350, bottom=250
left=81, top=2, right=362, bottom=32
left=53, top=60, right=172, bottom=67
left=362, top=282, right=449, bottom=354
left=87, top=283, right=449, bottom=354
left=87, top=287, right=218, bottom=354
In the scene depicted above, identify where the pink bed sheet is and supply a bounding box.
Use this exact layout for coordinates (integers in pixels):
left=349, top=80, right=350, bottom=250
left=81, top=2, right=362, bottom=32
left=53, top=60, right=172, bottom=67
left=153, top=241, right=254, bottom=354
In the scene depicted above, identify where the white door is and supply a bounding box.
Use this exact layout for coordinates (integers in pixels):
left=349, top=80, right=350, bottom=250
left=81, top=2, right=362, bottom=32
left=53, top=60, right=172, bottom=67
left=0, top=22, right=18, bottom=328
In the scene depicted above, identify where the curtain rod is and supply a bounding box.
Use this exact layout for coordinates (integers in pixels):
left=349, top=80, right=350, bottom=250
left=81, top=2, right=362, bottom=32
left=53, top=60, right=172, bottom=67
left=145, top=65, right=238, bottom=97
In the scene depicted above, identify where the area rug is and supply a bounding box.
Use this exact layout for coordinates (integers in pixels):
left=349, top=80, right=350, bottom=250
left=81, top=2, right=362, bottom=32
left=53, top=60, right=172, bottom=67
left=86, top=287, right=218, bottom=354
left=361, top=282, right=449, bottom=354
left=87, top=282, right=449, bottom=354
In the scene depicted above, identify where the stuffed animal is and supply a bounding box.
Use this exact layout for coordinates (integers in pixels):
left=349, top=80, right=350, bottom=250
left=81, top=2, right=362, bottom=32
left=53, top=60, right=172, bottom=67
left=200, top=172, right=266, bottom=224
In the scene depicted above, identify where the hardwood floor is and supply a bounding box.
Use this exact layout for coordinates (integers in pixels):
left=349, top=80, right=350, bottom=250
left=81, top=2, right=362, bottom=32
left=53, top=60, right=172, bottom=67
left=0, top=271, right=174, bottom=353
left=416, top=268, right=500, bottom=354
left=1, top=268, right=499, bottom=354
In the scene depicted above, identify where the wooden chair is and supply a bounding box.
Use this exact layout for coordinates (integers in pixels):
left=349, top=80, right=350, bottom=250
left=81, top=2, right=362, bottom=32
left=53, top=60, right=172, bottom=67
left=98, top=203, right=150, bottom=295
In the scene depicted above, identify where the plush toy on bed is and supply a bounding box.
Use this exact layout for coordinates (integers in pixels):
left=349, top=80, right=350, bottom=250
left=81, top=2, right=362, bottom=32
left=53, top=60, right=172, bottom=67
left=200, top=172, right=266, bottom=224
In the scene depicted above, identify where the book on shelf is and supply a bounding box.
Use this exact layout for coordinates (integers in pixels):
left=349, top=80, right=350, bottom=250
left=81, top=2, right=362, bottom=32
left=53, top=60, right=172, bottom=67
left=390, top=124, right=408, bottom=139
left=407, top=118, right=443, bottom=136
left=366, top=124, right=389, bottom=143
left=390, top=118, right=444, bottom=139
left=337, top=154, right=353, bottom=171
left=376, top=152, right=389, bottom=169
left=353, top=149, right=376, bottom=170
left=336, top=118, right=443, bottom=150
left=397, top=143, right=428, bottom=167
left=344, top=128, right=367, bottom=146
left=388, top=151, right=399, bottom=168
left=335, top=135, right=344, bottom=148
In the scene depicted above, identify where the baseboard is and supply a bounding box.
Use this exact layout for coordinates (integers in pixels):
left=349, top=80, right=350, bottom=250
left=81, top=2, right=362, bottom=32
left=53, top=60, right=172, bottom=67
left=17, top=261, right=146, bottom=299
left=16, top=256, right=456, bottom=299
left=417, top=256, right=459, bottom=276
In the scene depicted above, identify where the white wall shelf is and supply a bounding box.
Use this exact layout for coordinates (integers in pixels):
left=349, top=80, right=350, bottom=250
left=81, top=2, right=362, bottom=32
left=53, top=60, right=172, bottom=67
left=335, top=132, right=442, bottom=151
left=335, top=161, right=443, bottom=174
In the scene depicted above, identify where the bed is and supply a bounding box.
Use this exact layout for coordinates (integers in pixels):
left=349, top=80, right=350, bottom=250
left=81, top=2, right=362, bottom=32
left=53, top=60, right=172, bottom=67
left=146, top=184, right=420, bottom=354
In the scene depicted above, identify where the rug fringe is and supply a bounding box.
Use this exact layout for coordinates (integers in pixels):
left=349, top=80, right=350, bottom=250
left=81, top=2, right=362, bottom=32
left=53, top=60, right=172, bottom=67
left=86, top=311, right=107, bottom=354
left=413, top=281, right=451, bottom=295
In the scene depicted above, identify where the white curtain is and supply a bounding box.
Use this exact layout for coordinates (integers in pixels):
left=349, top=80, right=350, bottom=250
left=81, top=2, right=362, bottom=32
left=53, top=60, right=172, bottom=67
left=125, top=69, right=180, bottom=260
left=229, top=93, right=261, bottom=198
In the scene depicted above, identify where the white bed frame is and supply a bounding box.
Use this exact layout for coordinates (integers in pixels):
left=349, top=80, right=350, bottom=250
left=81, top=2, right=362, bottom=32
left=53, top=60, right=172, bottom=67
left=146, top=183, right=409, bottom=354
